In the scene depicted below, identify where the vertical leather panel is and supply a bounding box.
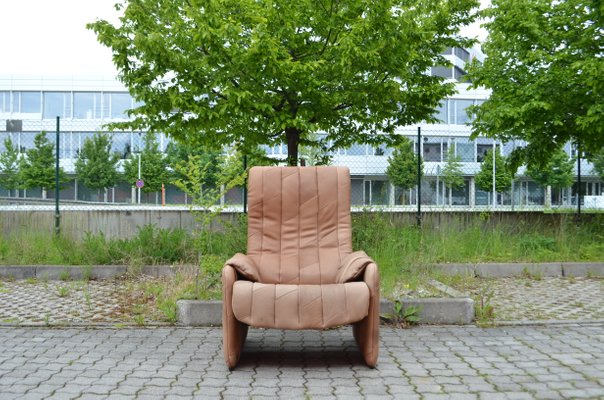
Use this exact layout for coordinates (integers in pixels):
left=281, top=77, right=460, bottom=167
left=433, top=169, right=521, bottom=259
left=251, top=283, right=276, bottom=327
left=337, top=167, right=353, bottom=256
left=299, top=167, right=321, bottom=284
left=247, top=167, right=264, bottom=268
left=275, top=284, right=300, bottom=329
left=299, top=284, right=323, bottom=327
left=280, top=168, right=301, bottom=284
left=260, top=168, right=282, bottom=283
left=321, top=284, right=345, bottom=327
left=317, top=168, right=339, bottom=283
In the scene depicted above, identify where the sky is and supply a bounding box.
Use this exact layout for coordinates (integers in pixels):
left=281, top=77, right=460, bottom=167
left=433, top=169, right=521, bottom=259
left=0, top=0, right=489, bottom=77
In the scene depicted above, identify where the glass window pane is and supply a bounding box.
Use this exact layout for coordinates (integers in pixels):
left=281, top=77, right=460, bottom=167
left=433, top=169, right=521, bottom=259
left=423, top=140, right=442, bottom=162
left=434, top=101, right=448, bottom=123
left=44, top=92, right=71, bottom=118
left=454, top=100, right=473, bottom=125
left=371, top=181, right=389, bottom=205
left=74, top=92, right=95, bottom=119
left=102, top=93, right=110, bottom=118
left=456, top=141, right=475, bottom=162
left=21, top=92, right=41, bottom=113
left=110, top=132, right=131, bottom=159
left=0, top=92, right=9, bottom=112
left=110, top=93, right=132, bottom=119
left=347, top=143, right=366, bottom=155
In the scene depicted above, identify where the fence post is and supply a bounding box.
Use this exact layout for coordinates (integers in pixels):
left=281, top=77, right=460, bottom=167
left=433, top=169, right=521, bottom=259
left=577, top=140, right=581, bottom=222
left=55, top=116, right=61, bottom=235
left=243, top=154, right=248, bottom=214
left=417, top=126, right=421, bottom=228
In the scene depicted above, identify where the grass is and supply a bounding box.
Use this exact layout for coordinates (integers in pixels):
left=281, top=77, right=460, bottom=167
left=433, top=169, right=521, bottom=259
left=1, top=213, right=602, bottom=322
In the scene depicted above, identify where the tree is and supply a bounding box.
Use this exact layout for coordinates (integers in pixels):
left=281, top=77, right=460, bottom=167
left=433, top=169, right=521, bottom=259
left=165, top=140, right=223, bottom=191
left=75, top=132, right=121, bottom=200
left=467, top=0, right=604, bottom=170
left=591, top=148, right=604, bottom=182
left=475, top=149, right=512, bottom=194
left=386, top=137, right=423, bottom=203
left=0, top=137, right=21, bottom=197
left=20, top=132, right=68, bottom=198
left=526, top=147, right=575, bottom=205
left=89, top=0, right=478, bottom=165
left=123, top=132, right=170, bottom=195
left=442, top=146, right=464, bottom=190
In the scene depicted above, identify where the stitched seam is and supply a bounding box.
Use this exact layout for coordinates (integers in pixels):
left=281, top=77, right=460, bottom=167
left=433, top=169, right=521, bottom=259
left=298, top=168, right=301, bottom=285
left=259, top=169, right=264, bottom=281
left=336, top=168, right=341, bottom=279
left=279, top=168, right=282, bottom=284
left=316, top=167, right=321, bottom=284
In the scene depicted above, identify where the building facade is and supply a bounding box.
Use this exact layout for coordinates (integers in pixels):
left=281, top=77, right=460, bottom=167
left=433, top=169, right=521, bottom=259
left=0, top=55, right=602, bottom=210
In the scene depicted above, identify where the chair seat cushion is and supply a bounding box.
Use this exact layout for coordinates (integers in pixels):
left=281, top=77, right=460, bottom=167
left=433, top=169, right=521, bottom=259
left=232, top=281, right=370, bottom=330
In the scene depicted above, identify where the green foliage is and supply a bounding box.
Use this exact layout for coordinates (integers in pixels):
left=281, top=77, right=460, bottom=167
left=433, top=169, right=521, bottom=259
left=88, top=0, right=478, bottom=165
left=74, top=132, right=121, bottom=192
left=20, top=132, right=69, bottom=192
left=474, top=149, right=512, bottom=193
left=386, top=137, right=423, bottom=191
left=442, top=146, right=464, bottom=190
left=165, top=141, right=222, bottom=190
left=0, top=136, right=21, bottom=194
left=467, top=0, right=604, bottom=166
left=122, top=132, right=170, bottom=193
left=383, top=300, right=420, bottom=327
left=590, top=148, right=604, bottom=181
left=526, top=147, right=574, bottom=190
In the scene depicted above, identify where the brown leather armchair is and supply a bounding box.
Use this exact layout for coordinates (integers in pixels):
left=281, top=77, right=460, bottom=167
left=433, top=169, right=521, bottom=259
left=222, top=166, right=379, bottom=369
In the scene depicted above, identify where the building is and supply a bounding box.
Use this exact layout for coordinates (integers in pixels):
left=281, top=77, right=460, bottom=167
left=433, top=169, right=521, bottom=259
left=0, top=50, right=602, bottom=209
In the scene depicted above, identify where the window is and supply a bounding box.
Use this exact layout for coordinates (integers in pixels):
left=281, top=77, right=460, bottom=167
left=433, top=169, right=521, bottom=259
left=423, top=139, right=444, bottom=162
left=13, top=92, right=41, bottom=113
left=455, top=141, right=475, bottom=162
left=477, top=143, right=499, bottom=162
left=346, top=143, right=366, bottom=156
left=109, top=93, right=132, bottom=119
left=454, top=100, right=473, bottom=125
left=0, top=92, right=9, bottom=112
left=431, top=66, right=452, bottom=79
left=364, top=180, right=389, bottom=206
left=434, top=101, right=448, bottom=124
left=74, top=92, right=102, bottom=119
left=454, top=47, right=470, bottom=62
left=111, top=132, right=132, bottom=158
left=44, top=92, right=72, bottom=118
left=454, top=66, right=466, bottom=81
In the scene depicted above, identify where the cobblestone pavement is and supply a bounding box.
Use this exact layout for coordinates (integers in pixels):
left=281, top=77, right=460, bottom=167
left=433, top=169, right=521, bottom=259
left=0, top=324, right=603, bottom=399
left=0, top=278, right=164, bottom=325
left=457, top=277, right=604, bottom=322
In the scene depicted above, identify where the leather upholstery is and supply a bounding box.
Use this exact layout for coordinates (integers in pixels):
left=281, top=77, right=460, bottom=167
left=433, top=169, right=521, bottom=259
left=222, top=166, right=379, bottom=368
left=232, top=281, right=369, bottom=329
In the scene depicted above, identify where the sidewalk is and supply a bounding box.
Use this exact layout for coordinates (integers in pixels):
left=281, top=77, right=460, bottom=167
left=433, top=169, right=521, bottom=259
left=1, top=324, right=603, bottom=399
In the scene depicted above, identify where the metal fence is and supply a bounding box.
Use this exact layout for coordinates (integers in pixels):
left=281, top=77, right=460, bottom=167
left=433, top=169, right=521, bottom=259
left=0, top=118, right=602, bottom=217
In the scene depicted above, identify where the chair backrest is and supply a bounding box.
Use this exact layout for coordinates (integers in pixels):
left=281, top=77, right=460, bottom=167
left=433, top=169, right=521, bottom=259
left=247, top=166, right=353, bottom=284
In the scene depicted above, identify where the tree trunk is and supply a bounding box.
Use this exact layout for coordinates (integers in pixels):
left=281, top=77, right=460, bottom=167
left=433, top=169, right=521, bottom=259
left=286, top=127, right=300, bottom=166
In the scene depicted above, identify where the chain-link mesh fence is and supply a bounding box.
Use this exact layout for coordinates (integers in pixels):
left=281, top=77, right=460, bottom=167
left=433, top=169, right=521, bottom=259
left=0, top=118, right=602, bottom=215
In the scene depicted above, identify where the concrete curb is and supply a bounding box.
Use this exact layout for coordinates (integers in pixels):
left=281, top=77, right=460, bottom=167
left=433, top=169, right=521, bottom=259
left=0, top=265, right=179, bottom=280
left=434, top=262, right=604, bottom=278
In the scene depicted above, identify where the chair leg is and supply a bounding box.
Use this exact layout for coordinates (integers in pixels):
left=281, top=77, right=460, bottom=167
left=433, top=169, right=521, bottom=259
left=222, top=265, right=248, bottom=369
left=354, top=263, right=380, bottom=367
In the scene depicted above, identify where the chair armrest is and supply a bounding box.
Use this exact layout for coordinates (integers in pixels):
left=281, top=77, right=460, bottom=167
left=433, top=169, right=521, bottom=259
left=335, top=251, right=375, bottom=283
left=225, top=253, right=260, bottom=282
